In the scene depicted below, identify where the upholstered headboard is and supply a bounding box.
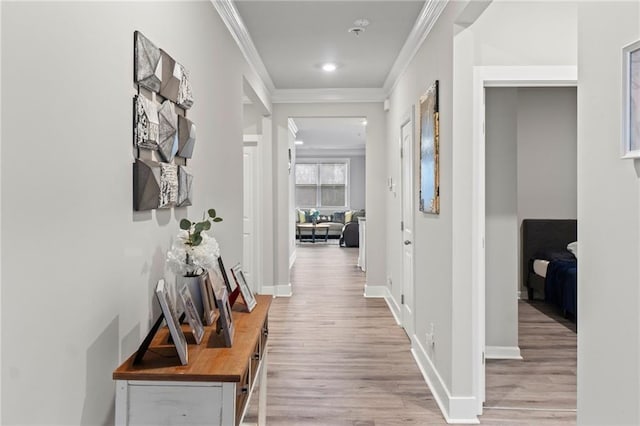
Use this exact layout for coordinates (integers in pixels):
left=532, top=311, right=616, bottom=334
left=521, top=219, right=577, bottom=289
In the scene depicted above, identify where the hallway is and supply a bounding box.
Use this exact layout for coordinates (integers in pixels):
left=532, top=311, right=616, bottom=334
left=250, top=245, right=444, bottom=425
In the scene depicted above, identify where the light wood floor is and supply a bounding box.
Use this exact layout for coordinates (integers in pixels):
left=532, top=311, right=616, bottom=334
left=246, top=245, right=576, bottom=425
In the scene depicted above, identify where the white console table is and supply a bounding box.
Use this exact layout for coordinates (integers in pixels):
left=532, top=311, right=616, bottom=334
left=113, top=295, right=271, bottom=426
left=357, top=217, right=366, bottom=271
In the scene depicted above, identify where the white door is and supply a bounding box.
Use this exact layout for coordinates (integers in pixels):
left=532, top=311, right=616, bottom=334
left=243, top=144, right=258, bottom=291
left=401, top=115, right=415, bottom=337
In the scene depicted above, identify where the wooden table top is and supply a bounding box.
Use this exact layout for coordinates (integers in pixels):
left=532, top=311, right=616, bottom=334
left=113, top=295, right=271, bottom=383
left=296, top=223, right=330, bottom=228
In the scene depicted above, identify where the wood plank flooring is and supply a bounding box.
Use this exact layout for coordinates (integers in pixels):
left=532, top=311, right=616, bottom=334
left=245, top=245, right=576, bottom=425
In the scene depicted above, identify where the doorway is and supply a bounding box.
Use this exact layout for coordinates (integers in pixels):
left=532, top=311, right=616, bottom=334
left=288, top=116, right=367, bottom=290
left=400, top=108, right=416, bottom=337
left=471, top=66, right=578, bottom=415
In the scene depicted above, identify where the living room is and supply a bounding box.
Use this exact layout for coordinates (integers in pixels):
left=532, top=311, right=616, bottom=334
left=289, top=117, right=366, bottom=258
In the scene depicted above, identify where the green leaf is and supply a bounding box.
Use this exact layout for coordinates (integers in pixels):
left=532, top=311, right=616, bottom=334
left=192, top=233, right=203, bottom=246
left=208, top=209, right=217, bottom=218
left=202, top=221, right=212, bottom=230
left=179, top=219, right=191, bottom=230
left=194, top=222, right=206, bottom=233
left=213, top=217, right=223, bottom=223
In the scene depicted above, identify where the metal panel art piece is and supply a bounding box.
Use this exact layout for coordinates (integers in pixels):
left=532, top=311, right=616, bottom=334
left=158, top=100, right=178, bottom=162
left=160, top=50, right=194, bottom=109
left=177, top=115, right=196, bottom=158
left=177, top=166, right=193, bottom=207
left=133, top=95, right=159, bottom=150
left=133, top=159, right=161, bottom=211
left=134, top=31, right=162, bottom=93
left=159, top=163, right=178, bottom=208
left=419, top=80, right=440, bottom=214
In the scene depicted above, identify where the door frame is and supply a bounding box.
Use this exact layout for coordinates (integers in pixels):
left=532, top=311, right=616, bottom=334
left=471, top=65, right=578, bottom=414
left=242, top=137, right=261, bottom=294
left=400, top=107, right=416, bottom=336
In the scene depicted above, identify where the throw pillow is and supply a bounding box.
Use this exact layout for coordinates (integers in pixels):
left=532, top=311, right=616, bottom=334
left=333, top=211, right=345, bottom=224
left=345, top=210, right=353, bottom=223
left=298, top=209, right=306, bottom=223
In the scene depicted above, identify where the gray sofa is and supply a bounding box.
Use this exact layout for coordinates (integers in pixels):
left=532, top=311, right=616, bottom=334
left=295, top=209, right=365, bottom=240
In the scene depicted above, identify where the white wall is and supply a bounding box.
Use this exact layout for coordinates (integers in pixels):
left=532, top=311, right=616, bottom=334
left=1, top=2, right=265, bottom=423
left=295, top=152, right=366, bottom=211
left=517, top=87, right=577, bottom=223
left=485, top=88, right=518, bottom=350
left=272, top=103, right=386, bottom=296
left=577, top=2, right=640, bottom=424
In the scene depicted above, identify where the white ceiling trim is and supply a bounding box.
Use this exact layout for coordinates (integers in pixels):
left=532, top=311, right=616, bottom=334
left=272, top=88, right=386, bottom=104
left=382, top=0, right=449, bottom=95
left=211, top=0, right=276, bottom=93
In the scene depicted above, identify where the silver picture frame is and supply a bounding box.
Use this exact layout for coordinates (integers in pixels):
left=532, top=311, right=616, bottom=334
left=179, top=283, right=205, bottom=344
left=155, top=279, right=188, bottom=365
left=231, top=263, right=257, bottom=312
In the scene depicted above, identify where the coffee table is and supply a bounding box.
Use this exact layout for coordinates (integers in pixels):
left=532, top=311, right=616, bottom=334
left=296, top=223, right=330, bottom=243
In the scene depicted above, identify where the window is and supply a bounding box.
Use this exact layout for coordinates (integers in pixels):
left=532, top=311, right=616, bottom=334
left=295, top=162, right=348, bottom=208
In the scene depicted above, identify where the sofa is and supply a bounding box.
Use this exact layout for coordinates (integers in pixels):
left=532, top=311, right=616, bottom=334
left=295, top=209, right=365, bottom=242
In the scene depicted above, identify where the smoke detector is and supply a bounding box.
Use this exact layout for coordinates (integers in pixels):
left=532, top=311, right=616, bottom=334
left=348, top=18, right=370, bottom=37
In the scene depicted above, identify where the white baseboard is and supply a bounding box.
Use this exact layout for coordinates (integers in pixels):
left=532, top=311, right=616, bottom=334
left=485, top=346, right=523, bottom=360
left=411, top=336, right=480, bottom=424
left=363, top=284, right=387, bottom=298
left=260, top=283, right=292, bottom=297
left=385, top=292, right=402, bottom=326
left=289, top=249, right=296, bottom=269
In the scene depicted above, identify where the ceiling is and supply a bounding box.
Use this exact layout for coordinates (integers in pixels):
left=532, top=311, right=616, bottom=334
left=235, top=1, right=430, bottom=154
left=292, top=117, right=367, bottom=154
left=234, top=1, right=425, bottom=90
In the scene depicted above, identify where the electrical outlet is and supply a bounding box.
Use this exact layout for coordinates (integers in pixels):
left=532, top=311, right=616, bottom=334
left=387, top=277, right=392, bottom=287
left=425, top=323, right=435, bottom=349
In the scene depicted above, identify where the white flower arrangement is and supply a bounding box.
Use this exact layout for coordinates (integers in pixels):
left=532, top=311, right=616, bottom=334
left=165, top=209, right=223, bottom=277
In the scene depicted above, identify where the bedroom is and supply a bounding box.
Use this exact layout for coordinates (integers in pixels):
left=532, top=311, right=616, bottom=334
left=484, top=86, right=577, bottom=413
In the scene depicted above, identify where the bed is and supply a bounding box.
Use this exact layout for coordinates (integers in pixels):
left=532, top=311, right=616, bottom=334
left=522, top=219, right=577, bottom=318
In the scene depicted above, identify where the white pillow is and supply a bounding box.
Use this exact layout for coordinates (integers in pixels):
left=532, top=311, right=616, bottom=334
left=567, top=241, right=578, bottom=259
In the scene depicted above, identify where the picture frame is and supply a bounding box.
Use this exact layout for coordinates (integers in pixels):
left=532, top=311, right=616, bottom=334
left=179, top=283, right=205, bottom=344
left=200, top=272, right=216, bottom=326
left=419, top=80, right=440, bottom=214
left=231, top=263, right=257, bottom=312
left=622, top=40, right=640, bottom=158
left=155, top=279, right=188, bottom=365
left=217, top=256, right=234, bottom=294
left=214, top=286, right=235, bottom=347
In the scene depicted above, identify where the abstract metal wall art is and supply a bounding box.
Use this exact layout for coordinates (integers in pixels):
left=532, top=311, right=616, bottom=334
left=134, top=31, right=162, bottom=93
left=177, top=165, right=193, bottom=207
left=158, top=100, right=178, bottom=163
left=133, top=159, right=161, bottom=211
left=178, top=115, right=196, bottom=158
left=159, top=163, right=178, bottom=208
left=133, top=32, right=196, bottom=211
left=133, top=95, right=159, bottom=150
left=160, top=50, right=194, bottom=109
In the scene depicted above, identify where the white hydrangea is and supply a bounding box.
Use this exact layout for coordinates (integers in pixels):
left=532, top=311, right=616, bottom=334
left=166, top=230, right=221, bottom=277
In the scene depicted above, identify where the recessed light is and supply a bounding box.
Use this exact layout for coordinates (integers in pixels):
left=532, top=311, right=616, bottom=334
left=322, top=63, right=337, bottom=72
left=295, top=140, right=304, bottom=145
left=362, top=119, right=368, bottom=126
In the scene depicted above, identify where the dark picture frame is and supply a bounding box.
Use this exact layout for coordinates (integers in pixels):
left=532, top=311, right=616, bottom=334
left=419, top=80, right=440, bottom=214
left=155, top=279, right=188, bottom=365
left=622, top=40, right=640, bottom=158
left=214, top=286, right=235, bottom=347
left=231, top=263, right=257, bottom=312
left=179, top=283, right=205, bottom=344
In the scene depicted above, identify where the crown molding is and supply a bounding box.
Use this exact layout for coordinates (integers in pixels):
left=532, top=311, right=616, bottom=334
left=272, top=88, right=386, bottom=104
left=296, top=147, right=366, bottom=157
left=211, top=0, right=276, bottom=93
left=383, top=0, right=448, bottom=95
